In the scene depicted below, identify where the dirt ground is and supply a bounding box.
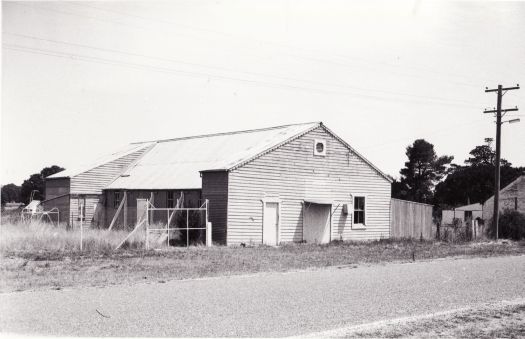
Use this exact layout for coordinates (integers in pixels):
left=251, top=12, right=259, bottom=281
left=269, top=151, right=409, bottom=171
left=1, top=239, right=524, bottom=293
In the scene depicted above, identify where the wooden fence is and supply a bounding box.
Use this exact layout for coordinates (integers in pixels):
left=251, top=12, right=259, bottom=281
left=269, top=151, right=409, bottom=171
left=390, top=198, right=434, bottom=239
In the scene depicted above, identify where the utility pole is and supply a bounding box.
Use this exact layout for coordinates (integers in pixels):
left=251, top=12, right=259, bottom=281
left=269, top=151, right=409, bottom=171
left=484, top=84, right=520, bottom=240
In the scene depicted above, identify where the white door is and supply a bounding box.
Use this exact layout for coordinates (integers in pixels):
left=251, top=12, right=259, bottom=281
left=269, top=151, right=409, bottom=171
left=303, top=203, right=331, bottom=244
left=263, top=202, right=279, bottom=245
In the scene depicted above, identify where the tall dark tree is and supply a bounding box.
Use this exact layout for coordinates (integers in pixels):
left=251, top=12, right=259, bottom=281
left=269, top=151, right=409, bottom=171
left=1, top=183, right=21, bottom=205
left=20, top=165, right=64, bottom=204
left=393, top=139, right=453, bottom=203
left=434, top=142, right=523, bottom=207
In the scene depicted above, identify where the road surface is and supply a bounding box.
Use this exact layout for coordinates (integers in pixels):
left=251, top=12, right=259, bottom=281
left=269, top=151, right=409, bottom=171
left=1, top=255, right=524, bottom=337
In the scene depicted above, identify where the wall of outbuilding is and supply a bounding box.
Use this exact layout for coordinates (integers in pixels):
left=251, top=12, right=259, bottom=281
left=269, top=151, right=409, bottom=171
left=482, top=176, right=525, bottom=222
left=70, top=145, right=152, bottom=195
left=201, top=172, right=229, bottom=245
left=226, top=126, right=391, bottom=245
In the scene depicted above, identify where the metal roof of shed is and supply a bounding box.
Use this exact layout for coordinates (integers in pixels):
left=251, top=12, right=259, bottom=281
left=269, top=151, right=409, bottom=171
left=106, top=122, right=321, bottom=190
left=47, top=142, right=154, bottom=179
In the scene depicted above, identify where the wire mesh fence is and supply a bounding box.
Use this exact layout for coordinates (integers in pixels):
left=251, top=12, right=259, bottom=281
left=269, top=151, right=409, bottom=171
left=146, top=201, right=209, bottom=248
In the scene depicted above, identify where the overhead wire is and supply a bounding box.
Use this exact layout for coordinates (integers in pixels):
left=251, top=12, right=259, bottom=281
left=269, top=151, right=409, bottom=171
left=69, top=2, right=488, bottom=87
left=3, top=32, right=481, bottom=106
left=361, top=119, right=488, bottom=150
left=3, top=43, right=481, bottom=109
left=14, top=2, right=485, bottom=90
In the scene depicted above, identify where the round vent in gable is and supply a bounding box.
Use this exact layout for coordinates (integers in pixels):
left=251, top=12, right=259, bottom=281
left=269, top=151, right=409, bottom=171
left=314, top=139, right=327, bottom=156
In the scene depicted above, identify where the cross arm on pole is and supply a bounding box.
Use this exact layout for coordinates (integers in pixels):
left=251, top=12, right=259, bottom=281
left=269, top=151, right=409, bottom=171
left=483, top=107, right=518, bottom=114
left=485, top=85, right=520, bottom=92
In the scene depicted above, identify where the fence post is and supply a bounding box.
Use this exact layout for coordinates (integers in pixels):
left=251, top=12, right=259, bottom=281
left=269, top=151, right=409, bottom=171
left=80, top=202, right=84, bottom=252
left=146, top=199, right=150, bottom=250
left=205, top=199, right=211, bottom=247
left=206, top=222, right=212, bottom=247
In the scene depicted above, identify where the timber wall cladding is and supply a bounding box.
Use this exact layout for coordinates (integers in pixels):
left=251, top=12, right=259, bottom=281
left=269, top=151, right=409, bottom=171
left=70, top=145, right=152, bottom=195
left=390, top=198, right=434, bottom=239
left=227, top=127, right=391, bottom=245
left=70, top=195, right=100, bottom=228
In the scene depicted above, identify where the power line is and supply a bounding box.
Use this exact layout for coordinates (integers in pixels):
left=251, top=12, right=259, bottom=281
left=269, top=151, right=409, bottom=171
left=3, top=43, right=481, bottom=109
left=3, top=32, right=480, bottom=106
left=69, top=2, right=489, bottom=88
left=12, top=2, right=484, bottom=90
left=361, top=119, right=487, bottom=150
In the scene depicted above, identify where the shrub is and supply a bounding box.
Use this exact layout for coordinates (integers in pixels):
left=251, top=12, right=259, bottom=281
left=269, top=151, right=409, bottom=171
left=488, top=209, right=525, bottom=240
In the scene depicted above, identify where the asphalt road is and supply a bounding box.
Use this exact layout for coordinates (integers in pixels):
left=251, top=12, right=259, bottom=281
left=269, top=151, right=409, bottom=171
left=1, top=255, right=524, bottom=337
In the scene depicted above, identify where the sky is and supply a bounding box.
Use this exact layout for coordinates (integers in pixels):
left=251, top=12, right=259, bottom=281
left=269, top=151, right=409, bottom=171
left=2, top=0, right=525, bottom=185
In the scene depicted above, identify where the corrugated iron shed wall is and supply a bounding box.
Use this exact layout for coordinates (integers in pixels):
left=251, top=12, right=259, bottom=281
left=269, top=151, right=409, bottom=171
left=202, top=172, right=228, bottom=244
left=483, top=175, right=525, bottom=222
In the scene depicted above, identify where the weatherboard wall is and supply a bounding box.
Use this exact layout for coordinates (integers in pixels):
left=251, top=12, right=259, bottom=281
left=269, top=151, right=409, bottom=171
left=226, top=126, right=391, bottom=245
left=69, top=194, right=101, bottom=228
left=69, top=145, right=152, bottom=195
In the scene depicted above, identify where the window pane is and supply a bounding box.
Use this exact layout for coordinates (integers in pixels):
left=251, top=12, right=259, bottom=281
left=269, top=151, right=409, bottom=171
left=354, top=197, right=365, bottom=211
left=354, top=210, right=364, bottom=224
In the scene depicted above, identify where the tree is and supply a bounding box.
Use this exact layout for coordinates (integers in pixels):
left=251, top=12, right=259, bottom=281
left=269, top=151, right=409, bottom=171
left=393, top=139, right=453, bottom=203
left=1, top=183, right=21, bottom=205
left=20, top=165, right=65, bottom=204
left=433, top=141, right=523, bottom=207
left=465, top=144, right=511, bottom=168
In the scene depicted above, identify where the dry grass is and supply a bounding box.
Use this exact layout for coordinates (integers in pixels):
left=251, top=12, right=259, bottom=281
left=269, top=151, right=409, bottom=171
left=1, top=220, right=525, bottom=293
left=343, top=301, right=525, bottom=338
left=0, top=221, right=145, bottom=257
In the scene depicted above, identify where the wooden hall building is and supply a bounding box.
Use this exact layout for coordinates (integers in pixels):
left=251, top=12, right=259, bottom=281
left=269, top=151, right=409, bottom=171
left=44, top=122, right=392, bottom=245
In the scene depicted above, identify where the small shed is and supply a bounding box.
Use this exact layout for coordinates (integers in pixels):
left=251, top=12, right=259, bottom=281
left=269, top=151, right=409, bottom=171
left=482, top=175, right=525, bottom=223
left=442, top=202, right=483, bottom=225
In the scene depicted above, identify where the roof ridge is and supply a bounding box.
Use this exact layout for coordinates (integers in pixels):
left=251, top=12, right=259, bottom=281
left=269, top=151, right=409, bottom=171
left=131, top=121, right=321, bottom=144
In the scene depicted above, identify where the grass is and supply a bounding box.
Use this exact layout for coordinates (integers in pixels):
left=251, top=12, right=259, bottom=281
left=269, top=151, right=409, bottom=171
left=341, top=300, right=525, bottom=338
left=0, top=221, right=146, bottom=256
left=1, top=220, right=525, bottom=293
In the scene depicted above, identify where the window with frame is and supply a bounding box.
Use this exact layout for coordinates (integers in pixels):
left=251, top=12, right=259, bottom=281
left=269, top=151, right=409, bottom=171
left=313, top=139, right=327, bottom=156
left=464, top=210, right=473, bottom=221
left=167, top=191, right=175, bottom=208
left=114, top=191, right=121, bottom=209
left=353, top=196, right=366, bottom=225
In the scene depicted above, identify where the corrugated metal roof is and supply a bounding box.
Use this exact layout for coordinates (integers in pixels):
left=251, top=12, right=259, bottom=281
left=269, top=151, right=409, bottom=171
left=106, top=122, right=320, bottom=189
left=47, top=142, right=154, bottom=179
